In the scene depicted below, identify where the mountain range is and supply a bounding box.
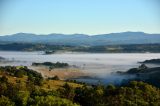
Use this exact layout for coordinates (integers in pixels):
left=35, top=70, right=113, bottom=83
left=0, top=32, right=160, bottom=46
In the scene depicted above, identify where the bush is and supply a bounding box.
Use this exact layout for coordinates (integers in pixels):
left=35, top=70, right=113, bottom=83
left=14, top=70, right=24, bottom=78
left=0, top=76, right=8, bottom=83
left=29, top=96, right=79, bottom=106
left=0, top=96, right=15, bottom=106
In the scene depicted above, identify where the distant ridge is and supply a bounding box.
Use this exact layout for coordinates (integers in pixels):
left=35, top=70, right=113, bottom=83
left=0, top=32, right=160, bottom=46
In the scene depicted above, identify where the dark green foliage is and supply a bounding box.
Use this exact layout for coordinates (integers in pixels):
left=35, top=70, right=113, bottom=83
left=0, top=75, right=8, bottom=83
left=1, top=43, right=160, bottom=53
left=0, top=43, right=35, bottom=51
left=0, top=66, right=43, bottom=85
left=58, top=83, right=75, bottom=100
left=0, top=43, right=71, bottom=51
left=1, top=65, right=160, bottom=106
left=140, top=59, right=160, bottom=64
left=34, top=77, right=43, bottom=86
left=14, top=70, right=25, bottom=78
left=123, top=64, right=148, bottom=74
left=32, top=62, right=69, bottom=68
left=28, top=96, right=79, bottom=106
left=0, top=96, right=15, bottom=106
left=0, top=83, right=7, bottom=95
left=138, top=64, right=148, bottom=70
left=119, top=64, right=160, bottom=88
left=0, top=82, right=79, bottom=106
left=73, top=81, right=160, bottom=106
left=14, top=91, right=30, bottom=106
left=74, top=85, right=105, bottom=106
left=0, top=66, right=79, bottom=106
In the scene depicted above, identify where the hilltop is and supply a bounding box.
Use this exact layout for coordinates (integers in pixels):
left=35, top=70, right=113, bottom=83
left=0, top=32, right=160, bottom=46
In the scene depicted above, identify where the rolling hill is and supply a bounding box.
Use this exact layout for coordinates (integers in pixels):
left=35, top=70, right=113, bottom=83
left=0, top=32, right=160, bottom=46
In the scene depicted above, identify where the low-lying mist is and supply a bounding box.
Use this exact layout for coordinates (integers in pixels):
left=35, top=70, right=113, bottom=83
left=1, top=51, right=160, bottom=85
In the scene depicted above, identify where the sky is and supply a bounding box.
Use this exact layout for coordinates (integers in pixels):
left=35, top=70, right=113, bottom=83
left=0, top=0, right=160, bottom=35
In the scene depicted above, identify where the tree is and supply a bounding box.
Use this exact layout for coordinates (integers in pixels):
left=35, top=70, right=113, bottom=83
left=59, top=83, right=75, bottom=100
left=0, top=75, right=8, bottom=83
left=29, top=96, right=79, bottom=106
left=0, top=83, right=7, bottom=95
left=14, top=70, right=24, bottom=78
left=139, top=64, right=148, bottom=70
left=34, top=77, right=43, bottom=86
left=14, top=91, right=30, bottom=106
left=0, top=96, right=15, bottom=106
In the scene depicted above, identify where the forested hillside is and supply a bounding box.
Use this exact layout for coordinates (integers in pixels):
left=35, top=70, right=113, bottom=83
left=0, top=43, right=160, bottom=53
left=0, top=66, right=160, bottom=106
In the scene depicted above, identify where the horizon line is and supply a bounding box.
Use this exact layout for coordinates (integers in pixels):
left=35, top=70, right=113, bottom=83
left=1, top=31, right=160, bottom=36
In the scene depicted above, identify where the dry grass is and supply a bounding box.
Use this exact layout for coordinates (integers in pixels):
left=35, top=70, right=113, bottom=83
left=0, top=73, right=82, bottom=91
left=0, top=66, right=84, bottom=91
left=29, top=66, right=90, bottom=80
left=42, top=80, right=82, bottom=90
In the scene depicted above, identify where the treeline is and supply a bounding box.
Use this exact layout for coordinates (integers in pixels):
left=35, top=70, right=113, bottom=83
left=0, top=77, right=79, bottom=106
left=0, top=66, right=78, bottom=106
left=74, top=44, right=160, bottom=53
left=72, top=81, right=160, bottom=106
left=0, top=66, right=43, bottom=85
left=0, top=43, right=69, bottom=51
left=0, top=43, right=160, bottom=53
left=1, top=66, right=160, bottom=106
left=118, top=64, right=160, bottom=88
left=140, top=59, right=160, bottom=64
left=32, top=62, right=69, bottom=68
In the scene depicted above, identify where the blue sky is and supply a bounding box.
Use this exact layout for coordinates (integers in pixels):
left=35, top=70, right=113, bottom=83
left=0, top=0, right=160, bottom=35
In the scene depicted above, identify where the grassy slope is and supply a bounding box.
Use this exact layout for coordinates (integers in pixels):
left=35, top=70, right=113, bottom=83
left=0, top=72, right=82, bottom=91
